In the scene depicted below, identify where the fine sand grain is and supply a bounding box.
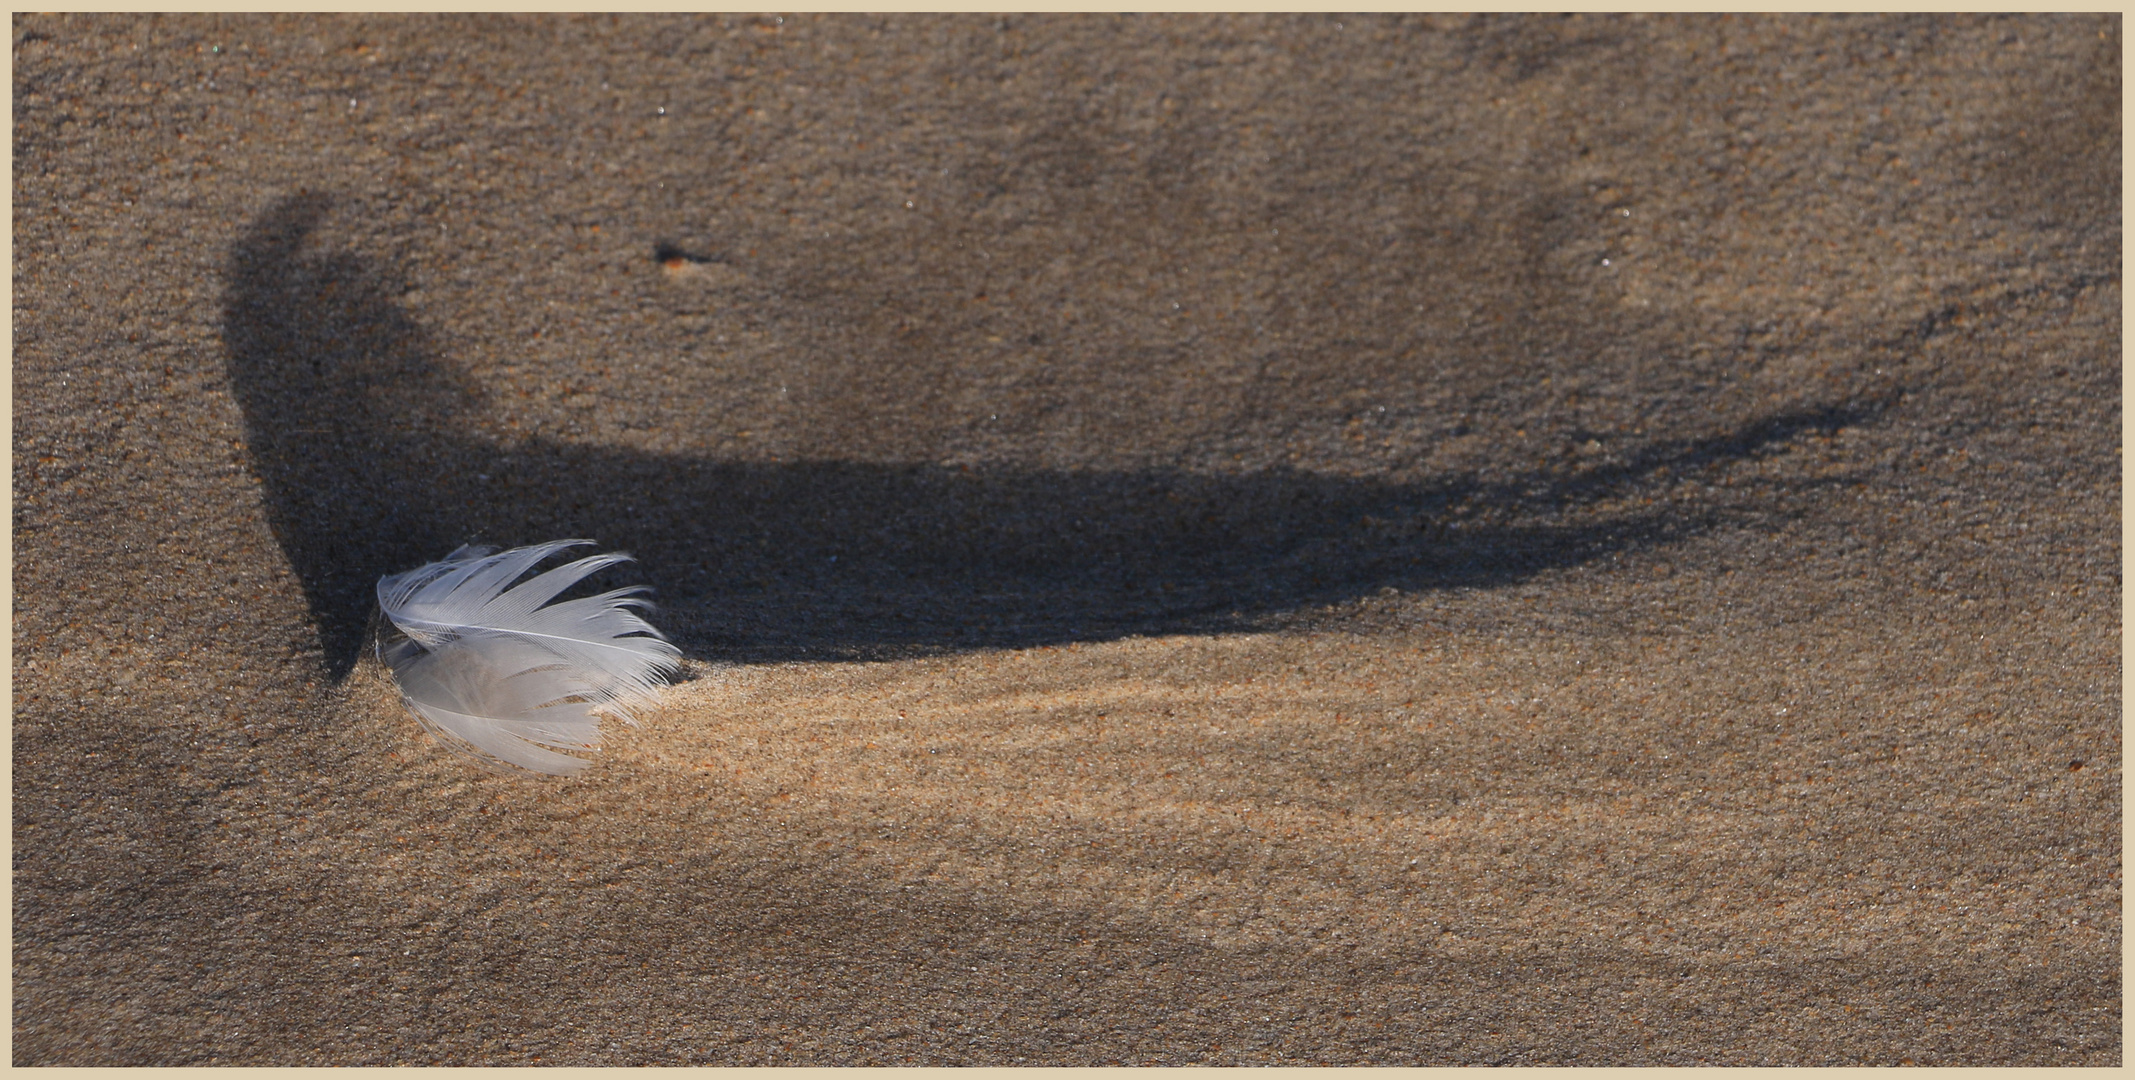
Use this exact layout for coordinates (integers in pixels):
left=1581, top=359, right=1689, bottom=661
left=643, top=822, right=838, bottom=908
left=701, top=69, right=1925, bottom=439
left=12, top=13, right=2120, bottom=1064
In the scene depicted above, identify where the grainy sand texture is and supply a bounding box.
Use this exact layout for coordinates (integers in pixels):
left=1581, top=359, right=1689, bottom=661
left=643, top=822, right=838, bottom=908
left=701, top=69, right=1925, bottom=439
left=12, top=13, right=2121, bottom=1065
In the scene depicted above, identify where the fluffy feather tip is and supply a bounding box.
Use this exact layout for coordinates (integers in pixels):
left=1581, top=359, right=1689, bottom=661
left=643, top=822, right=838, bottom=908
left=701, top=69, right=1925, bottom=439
left=374, top=539, right=681, bottom=776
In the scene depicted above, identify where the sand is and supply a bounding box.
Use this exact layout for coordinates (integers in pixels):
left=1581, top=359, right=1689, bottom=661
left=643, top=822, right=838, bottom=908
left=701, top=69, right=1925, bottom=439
left=11, top=13, right=2120, bottom=1064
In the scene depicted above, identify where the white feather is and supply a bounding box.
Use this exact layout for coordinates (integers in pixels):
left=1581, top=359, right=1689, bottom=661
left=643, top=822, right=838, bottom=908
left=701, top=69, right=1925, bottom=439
left=374, top=539, right=681, bottom=776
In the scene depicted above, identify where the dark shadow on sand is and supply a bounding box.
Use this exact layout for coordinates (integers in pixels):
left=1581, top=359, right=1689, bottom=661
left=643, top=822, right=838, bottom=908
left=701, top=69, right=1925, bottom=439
left=223, top=194, right=1881, bottom=676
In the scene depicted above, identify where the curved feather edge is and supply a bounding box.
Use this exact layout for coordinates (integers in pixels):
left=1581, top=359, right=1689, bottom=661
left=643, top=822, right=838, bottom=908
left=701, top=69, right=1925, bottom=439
left=375, top=539, right=682, bottom=776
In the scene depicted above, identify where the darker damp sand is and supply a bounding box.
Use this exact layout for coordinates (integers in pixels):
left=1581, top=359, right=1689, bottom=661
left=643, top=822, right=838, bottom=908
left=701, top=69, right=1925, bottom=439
left=12, top=13, right=2120, bottom=1064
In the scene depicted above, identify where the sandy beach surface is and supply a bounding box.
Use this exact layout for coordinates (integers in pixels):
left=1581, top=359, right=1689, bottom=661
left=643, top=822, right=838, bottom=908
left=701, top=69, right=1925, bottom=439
left=12, top=13, right=2120, bottom=1064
